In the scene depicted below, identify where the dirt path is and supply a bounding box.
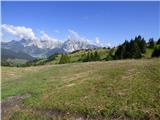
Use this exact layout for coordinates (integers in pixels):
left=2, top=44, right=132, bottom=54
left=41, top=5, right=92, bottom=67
left=1, top=94, right=31, bottom=120
left=1, top=94, right=130, bottom=120
left=1, top=94, right=87, bottom=120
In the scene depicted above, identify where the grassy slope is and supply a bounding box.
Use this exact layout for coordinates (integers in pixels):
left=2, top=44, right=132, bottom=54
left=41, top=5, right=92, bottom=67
left=2, top=58, right=160, bottom=119
left=47, top=48, right=109, bottom=64
left=29, top=47, right=152, bottom=66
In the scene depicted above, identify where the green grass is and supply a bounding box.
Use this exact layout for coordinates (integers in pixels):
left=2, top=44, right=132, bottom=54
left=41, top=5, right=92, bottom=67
left=2, top=58, right=160, bottom=119
left=144, top=48, right=154, bottom=58
left=10, top=112, right=52, bottom=120
left=47, top=48, right=109, bottom=64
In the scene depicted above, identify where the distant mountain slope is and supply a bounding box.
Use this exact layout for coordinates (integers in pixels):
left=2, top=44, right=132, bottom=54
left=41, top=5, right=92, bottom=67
left=1, top=48, right=35, bottom=61
left=1, top=38, right=100, bottom=58
left=46, top=48, right=66, bottom=57
left=1, top=40, right=49, bottom=58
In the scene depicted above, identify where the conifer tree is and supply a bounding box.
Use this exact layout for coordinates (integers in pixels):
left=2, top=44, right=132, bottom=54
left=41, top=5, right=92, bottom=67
left=94, top=51, right=100, bottom=61
left=148, top=38, right=155, bottom=48
left=59, top=54, right=70, bottom=64
left=152, top=45, right=160, bottom=57
left=130, top=40, right=141, bottom=58
left=157, top=38, right=160, bottom=45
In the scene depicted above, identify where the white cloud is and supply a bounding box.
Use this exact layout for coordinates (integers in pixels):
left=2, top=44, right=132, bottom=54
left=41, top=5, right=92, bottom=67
left=40, top=31, right=54, bottom=41
left=68, top=29, right=80, bottom=41
left=1, top=24, right=61, bottom=42
left=2, top=24, right=110, bottom=48
left=68, top=29, right=91, bottom=43
left=2, top=24, right=37, bottom=40
left=68, top=29, right=110, bottom=47
left=95, top=37, right=111, bottom=47
left=39, top=30, right=62, bottom=42
left=0, top=31, right=3, bottom=37
left=95, top=37, right=100, bottom=44
left=106, top=43, right=111, bottom=47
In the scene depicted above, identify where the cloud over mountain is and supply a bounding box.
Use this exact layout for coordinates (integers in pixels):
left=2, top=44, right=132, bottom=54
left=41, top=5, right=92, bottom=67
left=1, top=24, right=112, bottom=57
left=2, top=24, right=111, bottom=47
left=2, top=24, right=37, bottom=40
left=40, top=31, right=59, bottom=42
left=68, top=29, right=90, bottom=43
left=1, top=24, right=111, bottom=56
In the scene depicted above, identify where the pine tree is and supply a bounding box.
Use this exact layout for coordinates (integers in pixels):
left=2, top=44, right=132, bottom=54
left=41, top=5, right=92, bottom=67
left=123, top=40, right=131, bottom=58
left=105, top=48, right=114, bottom=61
left=94, top=51, right=100, bottom=61
left=59, top=54, right=70, bottom=64
left=134, top=35, right=146, bottom=53
left=157, top=38, right=160, bottom=45
left=130, top=40, right=142, bottom=58
left=87, top=52, right=90, bottom=61
left=148, top=38, right=155, bottom=48
left=65, top=54, right=70, bottom=63
left=115, top=45, right=124, bottom=59
left=59, top=54, right=65, bottom=64
left=139, top=38, right=146, bottom=53
left=152, top=45, right=160, bottom=57
left=90, top=52, right=94, bottom=61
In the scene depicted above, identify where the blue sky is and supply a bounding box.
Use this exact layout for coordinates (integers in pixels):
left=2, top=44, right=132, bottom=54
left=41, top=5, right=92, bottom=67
left=1, top=1, right=160, bottom=46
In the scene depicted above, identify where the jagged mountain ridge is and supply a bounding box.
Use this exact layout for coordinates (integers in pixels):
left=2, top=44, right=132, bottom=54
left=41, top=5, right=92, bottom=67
left=1, top=38, right=100, bottom=58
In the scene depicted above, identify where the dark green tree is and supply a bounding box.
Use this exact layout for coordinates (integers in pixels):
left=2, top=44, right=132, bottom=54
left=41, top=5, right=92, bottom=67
left=59, top=54, right=70, bottom=64
left=152, top=45, right=160, bottom=57
left=47, top=53, right=58, bottom=62
left=130, top=40, right=142, bottom=58
left=148, top=38, right=155, bottom=48
left=134, top=35, right=146, bottom=53
left=86, top=52, right=91, bottom=61
left=90, top=52, right=94, bottom=61
left=105, top=48, right=114, bottom=61
left=123, top=40, right=131, bottom=58
left=114, top=45, right=124, bottom=59
left=94, top=51, right=100, bottom=61
left=139, top=38, right=146, bottom=53
left=157, top=38, right=160, bottom=45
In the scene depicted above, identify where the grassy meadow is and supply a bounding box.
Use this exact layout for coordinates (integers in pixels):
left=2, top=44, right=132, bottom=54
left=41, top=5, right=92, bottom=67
left=1, top=58, right=160, bottom=120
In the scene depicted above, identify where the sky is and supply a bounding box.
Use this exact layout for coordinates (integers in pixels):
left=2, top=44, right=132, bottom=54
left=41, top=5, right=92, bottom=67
left=1, top=1, right=160, bottom=47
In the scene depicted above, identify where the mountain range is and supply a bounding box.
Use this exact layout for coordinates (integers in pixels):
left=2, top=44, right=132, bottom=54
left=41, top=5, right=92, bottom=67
left=1, top=48, right=34, bottom=61
left=1, top=37, right=99, bottom=59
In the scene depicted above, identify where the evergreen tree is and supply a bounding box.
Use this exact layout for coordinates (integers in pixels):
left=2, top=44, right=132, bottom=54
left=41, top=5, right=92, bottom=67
left=87, top=52, right=91, bottom=61
left=65, top=54, right=70, bottom=63
left=94, top=51, right=100, bottom=61
left=80, top=53, right=87, bottom=62
left=123, top=40, right=131, bottom=58
left=114, top=45, right=124, bottom=59
left=148, top=38, right=155, bottom=48
left=90, top=52, right=94, bottom=61
left=157, top=38, right=160, bottom=45
left=59, top=54, right=65, bottom=64
left=59, top=54, right=70, bottom=64
left=134, top=35, right=146, bottom=53
left=47, top=53, right=58, bottom=62
left=82, top=51, right=100, bottom=62
left=130, top=40, right=142, bottom=58
left=139, top=38, right=146, bottom=53
left=105, top=48, right=114, bottom=61
left=152, top=45, right=160, bottom=57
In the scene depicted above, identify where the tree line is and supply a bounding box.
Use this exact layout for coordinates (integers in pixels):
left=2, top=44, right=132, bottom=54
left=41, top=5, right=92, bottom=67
left=114, top=35, right=146, bottom=59
left=113, top=36, right=160, bottom=59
